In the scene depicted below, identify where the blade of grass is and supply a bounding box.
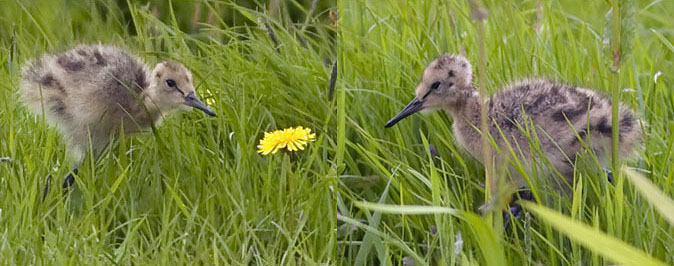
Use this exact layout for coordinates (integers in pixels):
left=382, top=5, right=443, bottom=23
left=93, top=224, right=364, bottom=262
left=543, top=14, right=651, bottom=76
left=523, top=202, right=667, bottom=266
left=354, top=179, right=392, bottom=265
left=354, top=202, right=506, bottom=266
left=622, top=167, right=674, bottom=225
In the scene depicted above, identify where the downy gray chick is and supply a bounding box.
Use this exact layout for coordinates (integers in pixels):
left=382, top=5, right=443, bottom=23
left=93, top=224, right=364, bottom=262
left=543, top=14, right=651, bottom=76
left=20, top=44, right=216, bottom=191
left=386, top=54, right=641, bottom=190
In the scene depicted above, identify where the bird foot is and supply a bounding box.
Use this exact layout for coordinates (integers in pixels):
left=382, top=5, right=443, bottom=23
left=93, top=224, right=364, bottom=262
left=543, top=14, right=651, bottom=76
left=503, top=205, right=523, bottom=230
left=42, top=168, right=78, bottom=199
left=42, top=175, right=52, bottom=201
left=62, top=168, right=78, bottom=193
left=604, top=168, right=613, bottom=183
left=62, top=173, right=75, bottom=189
left=504, top=190, right=535, bottom=230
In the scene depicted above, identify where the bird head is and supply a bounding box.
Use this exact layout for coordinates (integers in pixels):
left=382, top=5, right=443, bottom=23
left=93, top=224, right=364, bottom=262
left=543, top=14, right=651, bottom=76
left=385, top=54, right=472, bottom=127
left=149, top=61, right=215, bottom=116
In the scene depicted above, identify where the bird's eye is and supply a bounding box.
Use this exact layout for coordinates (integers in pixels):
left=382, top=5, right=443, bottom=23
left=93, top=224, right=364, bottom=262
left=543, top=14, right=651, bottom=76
left=430, top=81, right=441, bottom=90
left=166, top=79, right=176, bottom=87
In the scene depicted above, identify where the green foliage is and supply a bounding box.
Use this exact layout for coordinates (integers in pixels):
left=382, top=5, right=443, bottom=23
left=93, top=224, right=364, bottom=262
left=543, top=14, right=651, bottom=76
left=524, top=201, right=667, bottom=266
left=0, top=0, right=336, bottom=264
left=523, top=166, right=674, bottom=266
left=3, top=0, right=674, bottom=264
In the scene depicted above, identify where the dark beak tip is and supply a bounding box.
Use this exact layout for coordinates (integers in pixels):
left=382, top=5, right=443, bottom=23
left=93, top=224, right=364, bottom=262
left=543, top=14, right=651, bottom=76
left=384, top=98, right=424, bottom=129
left=184, top=95, right=216, bottom=117
left=196, top=106, right=216, bottom=117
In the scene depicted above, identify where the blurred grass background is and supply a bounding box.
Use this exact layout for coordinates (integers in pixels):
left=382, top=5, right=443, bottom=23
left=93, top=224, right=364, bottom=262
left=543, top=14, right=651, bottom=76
left=337, top=0, right=674, bottom=265
left=0, top=0, right=336, bottom=264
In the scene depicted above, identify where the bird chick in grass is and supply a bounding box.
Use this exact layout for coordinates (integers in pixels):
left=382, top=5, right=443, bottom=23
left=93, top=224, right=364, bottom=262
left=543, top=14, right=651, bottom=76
left=20, top=44, right=216, bottom=192
left=385, top=54, right=642, bottom=191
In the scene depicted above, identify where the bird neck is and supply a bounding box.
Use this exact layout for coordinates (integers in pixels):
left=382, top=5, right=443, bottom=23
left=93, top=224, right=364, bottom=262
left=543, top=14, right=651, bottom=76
left=444, top=87, right=487, bottom=161
left=140, top=93, right=164, bottom=125
left=445, top=87, right=481, bottom=122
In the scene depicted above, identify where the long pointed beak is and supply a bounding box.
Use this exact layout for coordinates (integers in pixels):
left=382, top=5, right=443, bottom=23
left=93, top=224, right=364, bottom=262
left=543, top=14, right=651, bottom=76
left=385, top=97, right=424, bottom=127
left=184, top=92, right=216, bottom=116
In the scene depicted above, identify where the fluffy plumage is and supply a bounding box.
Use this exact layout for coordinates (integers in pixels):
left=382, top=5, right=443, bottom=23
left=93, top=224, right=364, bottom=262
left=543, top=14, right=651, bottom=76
left=19, top=44, right=215, bottom=189
left=386, top=54, right=642, bottom=188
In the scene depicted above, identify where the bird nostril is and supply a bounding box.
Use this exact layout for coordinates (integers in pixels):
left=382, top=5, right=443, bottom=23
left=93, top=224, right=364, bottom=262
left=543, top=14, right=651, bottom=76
left=184, top=92, right=197, bottom=100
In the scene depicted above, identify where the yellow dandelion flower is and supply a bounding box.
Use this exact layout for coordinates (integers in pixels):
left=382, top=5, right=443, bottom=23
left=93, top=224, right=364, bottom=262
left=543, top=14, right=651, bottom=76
left=257, top=126, right=316, bottom=155
left=204, top=89, right=216, bottom=106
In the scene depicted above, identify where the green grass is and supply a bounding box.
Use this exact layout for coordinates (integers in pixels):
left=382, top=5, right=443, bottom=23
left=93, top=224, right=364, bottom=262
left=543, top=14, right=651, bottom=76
left=337, top=0, right=674, bottom=265
left=0, top=0, right=336, bottom=264
left=3, top=0, right=674, bottom=264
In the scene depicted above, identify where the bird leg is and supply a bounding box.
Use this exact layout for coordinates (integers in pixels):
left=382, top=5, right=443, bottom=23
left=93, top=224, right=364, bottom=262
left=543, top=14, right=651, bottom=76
left=42, top=175, right=52, bottom=201
left=62, top=167, right=78, bottom=190
left=504, top=190, right=535, bottom=230
left=42, top=165, right=78, bottom=199
left=604, top=168, right=613, bottom=183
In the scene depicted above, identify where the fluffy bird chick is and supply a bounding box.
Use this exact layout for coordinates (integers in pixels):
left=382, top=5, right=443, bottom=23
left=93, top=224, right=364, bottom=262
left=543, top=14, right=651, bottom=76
left=20, top=44, right=215, bottom=190
left=386, top=54, right=641, bottom=189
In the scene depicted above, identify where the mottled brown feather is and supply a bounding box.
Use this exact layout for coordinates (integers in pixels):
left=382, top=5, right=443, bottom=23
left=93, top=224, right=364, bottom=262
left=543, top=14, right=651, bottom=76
left=397, top=54, right=642, bottom=189
left=19, top=44, right=209, bottom=161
